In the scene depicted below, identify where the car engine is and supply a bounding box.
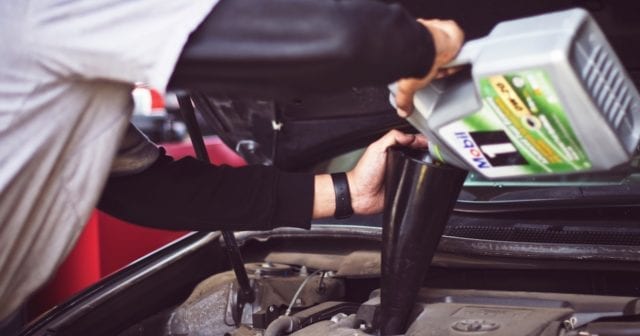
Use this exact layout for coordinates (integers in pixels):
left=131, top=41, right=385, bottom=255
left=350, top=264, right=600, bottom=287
left=118, top=256, right=640, bottom=336
left=117, top=147, right=640, bottom=336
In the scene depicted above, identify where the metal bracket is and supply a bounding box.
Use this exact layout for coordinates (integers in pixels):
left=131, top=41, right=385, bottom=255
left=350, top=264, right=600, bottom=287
left=177, top=94, right=255, bottom=327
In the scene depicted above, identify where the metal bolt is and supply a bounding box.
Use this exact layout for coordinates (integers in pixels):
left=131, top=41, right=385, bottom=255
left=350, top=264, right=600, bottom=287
left=330, top=313, right=349, bottom=324
left=272, top=120, right=283, bottom=131
left=564, top=317, right=578, bottom=330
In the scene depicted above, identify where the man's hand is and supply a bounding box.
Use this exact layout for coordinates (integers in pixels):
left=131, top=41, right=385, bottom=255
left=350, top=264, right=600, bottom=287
left=312, top=130, right=428, bottom=219
left=395, top=19, right=464, bottom=117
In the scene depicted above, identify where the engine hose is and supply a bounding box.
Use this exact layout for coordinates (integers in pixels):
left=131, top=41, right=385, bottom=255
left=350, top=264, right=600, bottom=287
left=264, top=316, right=301, bottom=336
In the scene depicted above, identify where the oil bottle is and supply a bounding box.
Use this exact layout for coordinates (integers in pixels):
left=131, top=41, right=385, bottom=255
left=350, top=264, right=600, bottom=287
left=395, top=8, right=640, bottom=179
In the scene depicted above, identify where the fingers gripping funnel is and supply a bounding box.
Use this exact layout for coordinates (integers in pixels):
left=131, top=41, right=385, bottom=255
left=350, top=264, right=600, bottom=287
left=380, top=147, right=467, bottom=335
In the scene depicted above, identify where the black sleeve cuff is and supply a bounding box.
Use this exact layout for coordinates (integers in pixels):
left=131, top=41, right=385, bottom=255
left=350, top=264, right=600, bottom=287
left=272, top=171, right=314, bottom=229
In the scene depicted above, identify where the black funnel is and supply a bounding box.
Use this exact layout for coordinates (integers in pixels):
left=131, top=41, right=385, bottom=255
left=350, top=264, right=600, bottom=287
left=379, top=147, right=467, bottom=335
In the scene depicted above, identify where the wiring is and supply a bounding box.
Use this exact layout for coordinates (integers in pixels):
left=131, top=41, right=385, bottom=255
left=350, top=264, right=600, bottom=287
left=285, top=269, right=325, bottom=316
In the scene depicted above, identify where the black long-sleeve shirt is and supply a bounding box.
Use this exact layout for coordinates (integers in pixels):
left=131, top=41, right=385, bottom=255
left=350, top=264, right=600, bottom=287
left=99, top=148, right=313, bottom=231
left=169, top=0, right=435, bottom=90
left=99, top=0, right=435, bottom=232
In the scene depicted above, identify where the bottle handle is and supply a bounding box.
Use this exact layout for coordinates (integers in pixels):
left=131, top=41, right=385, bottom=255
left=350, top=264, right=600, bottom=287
left=387, top=37, right=484, bottom=119
left=443, top=38, right=484, bottom=68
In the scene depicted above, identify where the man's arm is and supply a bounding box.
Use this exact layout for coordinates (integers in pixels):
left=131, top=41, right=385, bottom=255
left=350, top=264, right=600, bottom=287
left=168, top=0, right=436, bottom=90
left=98, top=129, right=426, bottom=231
left=99, top=149, right=315, bottom=231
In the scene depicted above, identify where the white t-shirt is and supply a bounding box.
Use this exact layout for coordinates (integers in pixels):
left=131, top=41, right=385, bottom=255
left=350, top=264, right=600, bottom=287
left=0, top=0, right=218, bottom=320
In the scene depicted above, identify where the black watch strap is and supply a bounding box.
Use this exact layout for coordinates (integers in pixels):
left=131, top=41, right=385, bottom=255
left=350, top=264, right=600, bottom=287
left=331, top=172, right=354, bottom=219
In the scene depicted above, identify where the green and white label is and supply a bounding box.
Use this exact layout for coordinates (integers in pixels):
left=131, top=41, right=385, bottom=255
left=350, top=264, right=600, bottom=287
left=440, top=70, right=591, bottom=178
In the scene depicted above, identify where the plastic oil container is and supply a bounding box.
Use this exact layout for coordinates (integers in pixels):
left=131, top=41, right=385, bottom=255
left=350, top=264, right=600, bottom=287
left=398, top=8, right=640, bottom=179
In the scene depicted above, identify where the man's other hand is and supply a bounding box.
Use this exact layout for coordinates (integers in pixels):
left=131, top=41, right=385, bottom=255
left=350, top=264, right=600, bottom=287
left=395, top=19, right=464, bottom=117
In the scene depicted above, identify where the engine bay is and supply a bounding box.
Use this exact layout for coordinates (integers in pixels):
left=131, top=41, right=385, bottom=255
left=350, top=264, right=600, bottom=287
left=115, top=147, right=640, bottom=336
left=119, top=256, right=640, bottom=336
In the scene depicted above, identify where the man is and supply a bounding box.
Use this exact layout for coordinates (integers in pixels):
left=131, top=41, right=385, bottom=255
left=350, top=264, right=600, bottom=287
left=0, top=0, right=463, bottom=327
